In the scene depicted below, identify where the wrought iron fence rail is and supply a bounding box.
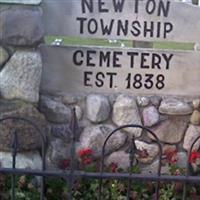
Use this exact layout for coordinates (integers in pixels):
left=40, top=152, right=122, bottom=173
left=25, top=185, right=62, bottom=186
left=1, top=168, right=200, bottom=183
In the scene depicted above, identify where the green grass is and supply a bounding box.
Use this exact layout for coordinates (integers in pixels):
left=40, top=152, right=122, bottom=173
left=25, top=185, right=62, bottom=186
left=45, top=36, right=194, bottom=51
left=45, top=36, right=133, bottom=47
left=154, top=41, right=194, bottom=50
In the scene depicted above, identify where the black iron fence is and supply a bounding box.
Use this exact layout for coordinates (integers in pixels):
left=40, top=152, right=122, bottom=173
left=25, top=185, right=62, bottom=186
left=0, top=109, right=200, bottom=200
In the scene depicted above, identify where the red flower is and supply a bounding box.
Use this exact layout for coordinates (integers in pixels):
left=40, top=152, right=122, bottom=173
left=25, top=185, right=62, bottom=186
left=110, top=162, right=118, bottom=173
left=189, top=151, right=200, bottom=164
left=78, top=148, right=93, bottom=158
left=58, top=159, right=70, bottom=170
left=77, top=148, right=93, bottom=166
left=164, top=149, right=177, bottom=164
left=83, top=158, right=92, bottom=165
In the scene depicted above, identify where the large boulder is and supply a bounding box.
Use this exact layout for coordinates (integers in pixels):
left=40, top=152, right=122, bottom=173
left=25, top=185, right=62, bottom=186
left=0, top=7, right=43, bottom=46
left=39, top=96, right=72, bottom=124
left=142, top=106, right=160, bottom=127
left=159, top=98, right=193, bottom=115
left=112, top=95, right=142, bottom=137
left=150, top=116, right=189, bottom=144
left=0, top=51, right=42, bottom=103
left=86, top=94, right=110, bottom=123
left=183, top=125, right=200, bottom=151
left=78, top=124, right=127, bottom=157
left=0, top=100, right=48, bottom=152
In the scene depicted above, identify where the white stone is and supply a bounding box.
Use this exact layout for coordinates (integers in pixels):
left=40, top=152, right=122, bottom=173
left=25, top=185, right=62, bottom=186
left=75, top=105, right=83, bottom=120
left=112, top=95, right=142, bottom=137
left=159, top=98, right=193, bottom=115
left=135, top=140, right=159, bottom=164
left=86, top=94, right=110, bottom=123
left=142, top=106, right=159, bottom=127
left=193, top=99, right=200, bottom=109
left=0, top=51, right=42, bottom=103
left=78, top=124, right=127, bottom=157
left=183, top=125, right=200, bottom=151
left=136, top=96, right=150, bottom=107
left=0, top=0, right=41, bottom=5
left=190, top=110, right=200, bottom=125
left=0, top=151, right=42, bottom=169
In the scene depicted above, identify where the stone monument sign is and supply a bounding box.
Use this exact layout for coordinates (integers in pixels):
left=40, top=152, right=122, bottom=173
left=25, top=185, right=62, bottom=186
left=41, top=0, right=200, bottom=97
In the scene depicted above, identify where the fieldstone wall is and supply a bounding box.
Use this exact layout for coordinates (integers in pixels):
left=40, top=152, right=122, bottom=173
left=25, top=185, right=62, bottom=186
left=42, top=92, right=200, bottom=173
left=0, top=0, right=200, bottom=174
